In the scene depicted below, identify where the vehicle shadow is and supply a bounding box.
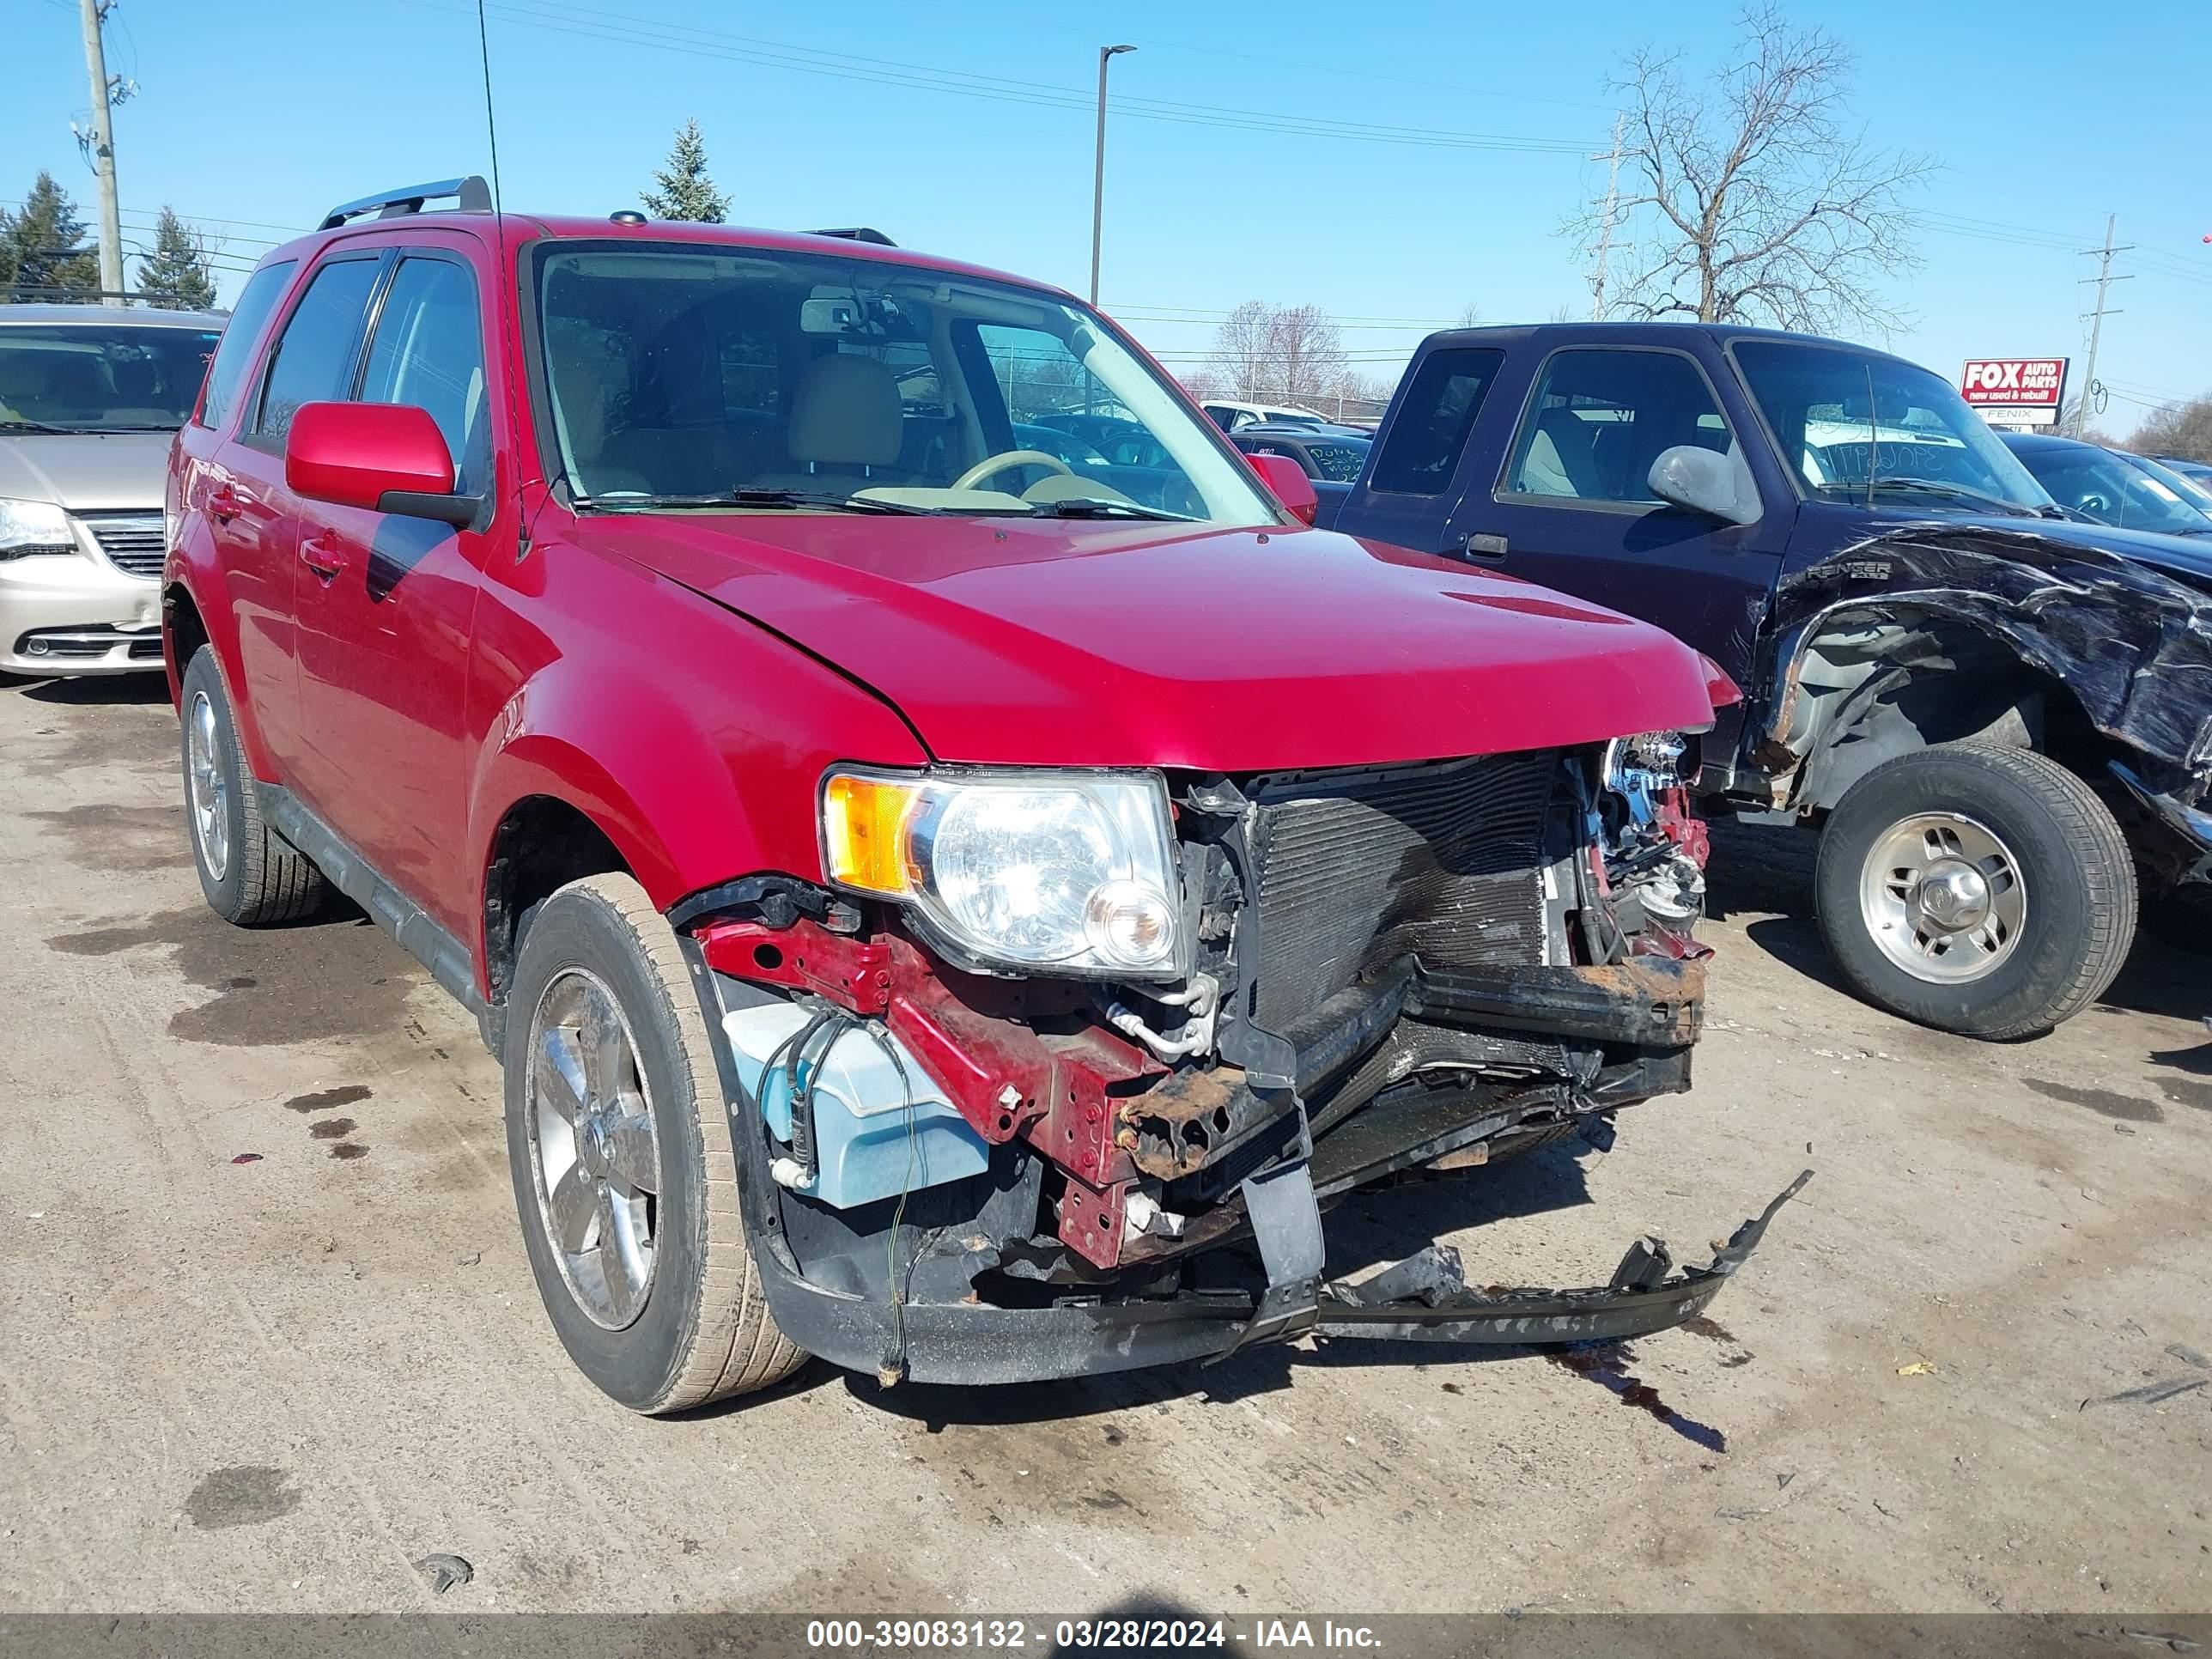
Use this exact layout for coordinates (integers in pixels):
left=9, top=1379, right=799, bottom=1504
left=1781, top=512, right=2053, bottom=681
left=13, top=673, right=173, bottom=708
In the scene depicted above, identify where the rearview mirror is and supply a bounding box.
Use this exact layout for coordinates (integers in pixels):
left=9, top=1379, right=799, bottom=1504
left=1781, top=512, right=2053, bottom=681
left=1246, top=451, right=1318, bottom=526
left=1648, top=445, right=1759, bottom=526
left=285, top=401, right=479, bottom=528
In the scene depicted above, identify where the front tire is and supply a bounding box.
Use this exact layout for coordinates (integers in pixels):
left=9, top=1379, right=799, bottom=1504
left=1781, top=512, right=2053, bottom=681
left=179, top=646, right=326, bottom=925
left=1814, top=744, right=2136, bottom=1039
left=504, top=872, right=805, bottom=1413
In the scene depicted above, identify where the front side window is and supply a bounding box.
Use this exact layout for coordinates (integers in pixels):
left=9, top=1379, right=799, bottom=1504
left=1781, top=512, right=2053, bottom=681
left=1733, top=340, right=2053, bottom=516
left=1368, top=347, right=1503, bottom=495
left=1505, top=349, right=1734, bottom=505
left=533, top=243, right=1274, bottom=525
left=199, top=258, right=296, bottom=431
left=359, top=257, right=489, bottom=489
left=0, top=321, right=223, bottom=434
left=254, top=256, right=382, bottom=446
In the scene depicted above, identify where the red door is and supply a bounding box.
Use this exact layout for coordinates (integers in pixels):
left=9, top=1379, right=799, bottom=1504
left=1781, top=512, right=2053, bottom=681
left=287, top=238, right=498, bottom=938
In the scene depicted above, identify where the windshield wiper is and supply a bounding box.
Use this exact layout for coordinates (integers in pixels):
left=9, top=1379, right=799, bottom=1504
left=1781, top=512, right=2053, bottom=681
left=1861, top=478, right=2047, bottom=519
left=1019, top=497, right=1197, bottom=523
left=0, top=417, right=76, bottom=434
left=581, top=488, right=930, bottom=516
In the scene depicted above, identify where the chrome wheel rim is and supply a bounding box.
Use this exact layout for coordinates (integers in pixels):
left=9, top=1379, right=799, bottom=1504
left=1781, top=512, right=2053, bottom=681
left=1858, top=811, right=2027, bottom=983
left=525, top=968, right=662, bottom=1330
left=185, top=691, right=230, bottom=883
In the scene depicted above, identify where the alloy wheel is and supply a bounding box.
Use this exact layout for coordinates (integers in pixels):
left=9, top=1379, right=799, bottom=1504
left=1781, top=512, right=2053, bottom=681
left=1858, top=811, right=2027, bottom=983
left=525, top=967, right=663, bottom=1330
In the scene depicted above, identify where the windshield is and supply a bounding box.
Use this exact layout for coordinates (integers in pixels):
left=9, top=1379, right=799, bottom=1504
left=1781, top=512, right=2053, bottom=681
left=2012, top=444, right=2212, bottom=537
left=533, top=244, right=1275, bottom=524
left=1733, top=340, right=2054, bottom=514
left=0, top=322, right=220, bottom=432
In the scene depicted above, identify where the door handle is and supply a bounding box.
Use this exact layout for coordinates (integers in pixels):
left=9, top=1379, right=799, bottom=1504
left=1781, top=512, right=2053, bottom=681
left=299, top=536, right=349, bottom=580
left=1459, top=532, right=1509, bottom=561
left=207, top=484, right=241, bottom=524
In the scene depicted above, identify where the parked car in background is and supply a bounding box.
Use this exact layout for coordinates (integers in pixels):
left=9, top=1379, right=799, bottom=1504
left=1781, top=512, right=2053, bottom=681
left=164, top=180, right=1780, bottom=1415
left=2000, top=431, right=2212, bottom=537
left=2152, top=453, right=2212, bottom=489
left=1201, top=398, right=1328, bottom=432
left=1231, top=426, right=1373, bottom=526
left=1328, top=322, right=2212, bottom=1040
left=1, top=304, right=224, bottom=674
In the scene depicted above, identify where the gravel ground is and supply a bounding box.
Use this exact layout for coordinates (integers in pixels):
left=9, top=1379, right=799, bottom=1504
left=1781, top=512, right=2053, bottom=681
left=1, top=672, right=2207, bottom=1616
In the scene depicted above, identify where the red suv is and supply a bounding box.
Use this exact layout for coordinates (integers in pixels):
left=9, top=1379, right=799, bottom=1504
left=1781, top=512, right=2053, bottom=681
left=164, top=179, right=1797, bottom=1413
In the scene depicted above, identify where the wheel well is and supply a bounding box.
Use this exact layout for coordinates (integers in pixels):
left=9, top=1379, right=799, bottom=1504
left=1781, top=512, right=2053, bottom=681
left=1777, top=610, right=2116, bottom=811
left=164, top=583, right=208, bottom=690
left=483, top=796, right=632, bottom=1004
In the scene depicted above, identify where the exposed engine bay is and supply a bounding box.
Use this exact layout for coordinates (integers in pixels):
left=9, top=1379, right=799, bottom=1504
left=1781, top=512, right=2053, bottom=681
left=672, top=737, right=1796, bottom=1382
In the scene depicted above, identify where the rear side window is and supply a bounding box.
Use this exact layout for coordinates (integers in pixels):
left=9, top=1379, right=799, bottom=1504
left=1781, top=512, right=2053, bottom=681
left=1368, top=348, right=1503, bottom=495
left=252, top=256, right=381, bottom=446
left=359, top=257, right=488, bottom=490
left=1505, top=348, right=1732, bottom=504
left=198, top=259, right=295, bottom=432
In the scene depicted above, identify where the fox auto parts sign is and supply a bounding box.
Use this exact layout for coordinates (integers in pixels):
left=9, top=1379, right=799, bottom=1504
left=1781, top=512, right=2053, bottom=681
left=1960, top=357, right=2068, bottom=427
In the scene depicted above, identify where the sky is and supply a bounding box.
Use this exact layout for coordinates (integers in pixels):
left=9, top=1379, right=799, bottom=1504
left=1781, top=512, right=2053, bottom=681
left=3, top=0, right=2207, bottom=432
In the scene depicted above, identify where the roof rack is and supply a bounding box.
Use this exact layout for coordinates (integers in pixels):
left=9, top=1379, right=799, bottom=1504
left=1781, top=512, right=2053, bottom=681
left=809, top=227, right=896, bottom=246
left=319, top=177, right=494, bottom=232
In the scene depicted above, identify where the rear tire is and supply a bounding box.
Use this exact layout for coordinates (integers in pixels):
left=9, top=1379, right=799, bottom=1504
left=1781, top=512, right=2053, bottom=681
left=1814, top=744, right=2136, bottom=1040
left=179, top=646, right=326, bottom=925
left=504, top=872, right=805, bottom=1413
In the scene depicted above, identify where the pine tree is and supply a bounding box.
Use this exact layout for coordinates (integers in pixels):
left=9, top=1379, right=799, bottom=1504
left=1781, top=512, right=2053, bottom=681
left=1, top=172, right=100, bottom=301
left=641, top=119, right=730, bottom=223
left=137, top=207, right=218, bottom=311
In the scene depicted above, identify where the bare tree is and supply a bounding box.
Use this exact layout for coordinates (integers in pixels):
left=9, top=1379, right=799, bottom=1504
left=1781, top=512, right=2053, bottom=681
left=2128, top=392, right=2212, bottom=464
left=1206, top=301, right=1349, bottom=405
left=1267, top=305, right=1347, bottom=404
left=1207, top=301, right=1274, bottom=401
left=1571, top=3, right=1929, bottom=337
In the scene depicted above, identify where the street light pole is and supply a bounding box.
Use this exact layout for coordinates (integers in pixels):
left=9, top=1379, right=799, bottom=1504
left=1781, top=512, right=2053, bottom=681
left=1090, top=44, right=1135, bottom=307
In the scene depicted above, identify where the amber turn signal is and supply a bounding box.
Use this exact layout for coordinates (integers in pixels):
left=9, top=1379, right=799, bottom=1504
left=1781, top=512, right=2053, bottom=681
left=821, top=773, right=918, bottom=896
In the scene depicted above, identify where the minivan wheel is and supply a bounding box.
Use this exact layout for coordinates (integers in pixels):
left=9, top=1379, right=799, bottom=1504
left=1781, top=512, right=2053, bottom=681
left=1814, top=744, right=2136, bottom=1040
left=179, top=646, right=326, bottom=926
left=504, top=872, right=805, bottom=1413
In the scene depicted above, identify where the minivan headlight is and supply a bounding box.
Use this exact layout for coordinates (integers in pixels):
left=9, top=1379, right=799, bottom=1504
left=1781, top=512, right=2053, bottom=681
left=821, top=768, right=1181, bottom=975
left=0, top=498, right=76, bottom=561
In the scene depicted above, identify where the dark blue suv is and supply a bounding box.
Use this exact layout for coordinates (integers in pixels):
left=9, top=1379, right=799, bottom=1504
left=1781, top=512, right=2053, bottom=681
left=1328, top=323, right=2212, bottom=1039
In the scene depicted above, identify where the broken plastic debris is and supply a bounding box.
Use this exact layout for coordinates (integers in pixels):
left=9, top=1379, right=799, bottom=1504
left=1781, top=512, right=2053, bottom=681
left=229, top=1153, right=264, bottom=1165
left=1896, top=1361, right=1936, bottom=1377
left=414, top=1553, right=473, bottom=1594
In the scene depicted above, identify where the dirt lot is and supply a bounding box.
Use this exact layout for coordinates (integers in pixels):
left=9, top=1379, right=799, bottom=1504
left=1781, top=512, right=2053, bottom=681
left=1, top=672, right=2207, bottom=1617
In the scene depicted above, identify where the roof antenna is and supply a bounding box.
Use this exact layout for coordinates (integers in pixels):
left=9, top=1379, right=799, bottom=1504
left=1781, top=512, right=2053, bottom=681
left=473, top=0, right=547, bottom=520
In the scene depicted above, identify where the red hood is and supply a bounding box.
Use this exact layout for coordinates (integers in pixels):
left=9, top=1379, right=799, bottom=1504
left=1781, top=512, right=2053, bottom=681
left=574, top=512, right=1717, bottom=770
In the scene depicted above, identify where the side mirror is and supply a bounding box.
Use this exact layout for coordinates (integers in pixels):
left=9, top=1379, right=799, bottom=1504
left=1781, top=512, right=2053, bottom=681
left=1649, top=445, right=1760, bottom=526
left=1247, top=451, right=1318, bottom=526
left=285, top=402, right=479, bottom=528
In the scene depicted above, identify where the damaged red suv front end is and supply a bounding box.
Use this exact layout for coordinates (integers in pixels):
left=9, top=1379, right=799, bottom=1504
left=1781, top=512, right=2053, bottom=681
left=668, top=690, right=1792, bottom=1384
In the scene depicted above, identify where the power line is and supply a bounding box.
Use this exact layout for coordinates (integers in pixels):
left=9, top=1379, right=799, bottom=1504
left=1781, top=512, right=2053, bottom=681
left=389, top=0, right=1594, bottom=156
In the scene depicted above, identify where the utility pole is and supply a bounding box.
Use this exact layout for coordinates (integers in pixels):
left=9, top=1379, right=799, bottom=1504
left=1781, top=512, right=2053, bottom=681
left=2074, top=213, right=2132, bottom=438
left=1589, top=111, right=1626, bottom=321
left=1089, top=44, right=1135, bottom=307
left=77, top=0, right=125, bottom=305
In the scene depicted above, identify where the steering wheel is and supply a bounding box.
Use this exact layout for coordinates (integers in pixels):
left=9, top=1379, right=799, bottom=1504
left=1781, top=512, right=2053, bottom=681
left=951, top=449, right=1074, bottom=492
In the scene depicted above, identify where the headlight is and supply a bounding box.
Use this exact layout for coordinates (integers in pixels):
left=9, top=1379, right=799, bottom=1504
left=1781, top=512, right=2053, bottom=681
left=822, top=768, right=1181, bottom=975
left=0, top=498, right=77, bottom=562
left=1601, top=731, right=1687, bottom=793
